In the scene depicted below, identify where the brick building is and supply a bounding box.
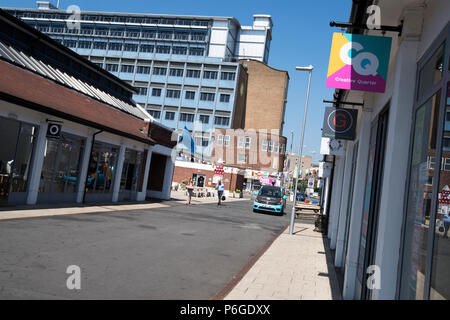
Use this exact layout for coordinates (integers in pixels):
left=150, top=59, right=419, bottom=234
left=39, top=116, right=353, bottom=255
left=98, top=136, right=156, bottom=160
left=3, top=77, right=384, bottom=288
left=211, top=128, right=287, bottom=190
left=172, top=161, right=244, bottom=192
left=239, top=59, right=289, bottom=135
left=285, top=154, right=313, bottom=179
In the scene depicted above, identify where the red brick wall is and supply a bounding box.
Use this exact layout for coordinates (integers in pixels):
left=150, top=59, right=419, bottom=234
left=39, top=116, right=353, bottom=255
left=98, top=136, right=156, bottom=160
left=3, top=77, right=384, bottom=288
left=212, top=129, right=287, bottom=173
left=173, top=165, right=244, bottom=191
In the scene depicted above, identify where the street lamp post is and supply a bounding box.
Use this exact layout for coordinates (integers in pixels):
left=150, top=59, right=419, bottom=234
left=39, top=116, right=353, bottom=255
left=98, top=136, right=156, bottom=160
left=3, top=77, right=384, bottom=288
left=289, top=65, right=313, bottom=235
left=289, top=130, right=294, bottom=193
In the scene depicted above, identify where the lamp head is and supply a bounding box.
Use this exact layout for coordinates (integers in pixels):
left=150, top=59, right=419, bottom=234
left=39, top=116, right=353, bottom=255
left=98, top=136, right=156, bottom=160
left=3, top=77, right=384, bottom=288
left=296, top=65, right=314, bottom=71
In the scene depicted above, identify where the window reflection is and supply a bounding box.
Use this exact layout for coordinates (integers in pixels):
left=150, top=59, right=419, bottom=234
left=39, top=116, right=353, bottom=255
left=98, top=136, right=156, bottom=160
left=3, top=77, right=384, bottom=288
left=418, top=44, right=444, bottom=100
left=86, top=142, right=118, bottom=193
left=431, top=82, right=450, bottom=299
left=120, top=149, right=143, bottom=193
left=0, top=117, right=37, bottom=203
left=40, top=133, right=85, bottom=194
left=400, top=89, right=441, bottom=299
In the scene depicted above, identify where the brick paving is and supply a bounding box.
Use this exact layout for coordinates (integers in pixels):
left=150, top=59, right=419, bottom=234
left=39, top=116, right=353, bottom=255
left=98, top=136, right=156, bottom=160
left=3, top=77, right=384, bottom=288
left=224, top=221, right=342, bottom=300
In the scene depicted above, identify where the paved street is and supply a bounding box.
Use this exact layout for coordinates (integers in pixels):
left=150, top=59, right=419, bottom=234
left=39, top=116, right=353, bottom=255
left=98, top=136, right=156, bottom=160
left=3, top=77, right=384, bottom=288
left=225, top=221, right=341, bottom=300
left=0, top=197, right=289, bottom=299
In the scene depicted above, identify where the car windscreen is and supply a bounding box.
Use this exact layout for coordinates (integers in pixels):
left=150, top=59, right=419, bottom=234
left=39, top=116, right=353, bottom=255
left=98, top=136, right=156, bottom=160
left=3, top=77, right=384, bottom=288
left=259, top=187, right=281, bottom=198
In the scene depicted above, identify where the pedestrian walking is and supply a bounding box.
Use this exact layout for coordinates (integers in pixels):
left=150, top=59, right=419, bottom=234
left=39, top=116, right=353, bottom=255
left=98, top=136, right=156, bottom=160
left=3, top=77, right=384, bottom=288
left=186, top=178, right=194, bottom=205
left=216, top=180, right=225, bottom=206
left=443, top=212, right=450, bottom=238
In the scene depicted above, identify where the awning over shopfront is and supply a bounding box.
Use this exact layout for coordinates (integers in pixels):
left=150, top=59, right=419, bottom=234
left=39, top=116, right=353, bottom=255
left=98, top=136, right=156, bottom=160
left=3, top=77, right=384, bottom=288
left=0, top=59, right=156, bottom=145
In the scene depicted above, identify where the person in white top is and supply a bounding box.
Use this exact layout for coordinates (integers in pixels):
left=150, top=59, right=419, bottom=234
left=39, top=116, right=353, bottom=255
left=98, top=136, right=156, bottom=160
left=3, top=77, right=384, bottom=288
left=216, top=180, right=225, bottom=206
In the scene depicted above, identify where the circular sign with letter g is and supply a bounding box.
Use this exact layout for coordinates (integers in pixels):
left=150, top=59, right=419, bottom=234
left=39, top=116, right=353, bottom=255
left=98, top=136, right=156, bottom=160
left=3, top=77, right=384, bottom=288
left=327, top=109, right=353, bottom=134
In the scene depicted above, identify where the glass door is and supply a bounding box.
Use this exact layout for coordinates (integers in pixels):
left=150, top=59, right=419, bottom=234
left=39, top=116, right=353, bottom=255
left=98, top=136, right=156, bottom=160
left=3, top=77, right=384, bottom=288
left=430, top=81, right=450, bottom=299
left=399, top=24, right=449, bottom=299
left=0, top=118, right=20, bottom=205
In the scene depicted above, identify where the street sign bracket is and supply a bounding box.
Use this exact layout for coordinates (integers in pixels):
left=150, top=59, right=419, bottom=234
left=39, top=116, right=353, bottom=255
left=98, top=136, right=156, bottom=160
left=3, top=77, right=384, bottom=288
left=329, top=20, right=403, bottom=37
left=323, top=100, right=365, bottom=108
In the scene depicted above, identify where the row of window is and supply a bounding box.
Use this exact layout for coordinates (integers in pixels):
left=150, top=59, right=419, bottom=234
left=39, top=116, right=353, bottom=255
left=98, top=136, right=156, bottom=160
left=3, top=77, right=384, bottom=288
left=39, top=23, right=208, bottom=41
left=136, top=87, right=231, bottom=102
left=148, top=110, right=229, bottom=126
left=216, top=135, right=286, bottom=153
left=63, top=39, right=206, bottom=56
left=21, top=12, right=210, bottom=27
left=102, top=62, right=236, bottom=81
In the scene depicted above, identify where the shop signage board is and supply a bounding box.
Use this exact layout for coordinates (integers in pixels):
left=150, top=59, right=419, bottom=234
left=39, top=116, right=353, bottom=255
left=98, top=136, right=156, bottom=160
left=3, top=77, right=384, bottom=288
left=322, top=107, right=358, bottom=140
left=47, top=123, right=62, bottom=138
left=320, top=137, right=344, bottom=156
left=214, top=163, right=224, bottom=176
left=319, top=161, right=332, bottom=178
left=260, top=177, right=279, bottom=187
left=326, top=33, right=392, bottom=93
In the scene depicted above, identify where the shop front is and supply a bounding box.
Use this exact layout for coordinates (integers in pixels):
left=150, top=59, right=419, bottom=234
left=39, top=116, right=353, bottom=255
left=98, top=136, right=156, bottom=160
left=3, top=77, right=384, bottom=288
left=118, top=148, right=143, bottom=202
left=0, top=10, right=176, bottom=207
left=399, top=24, right=450, bottom=300
left=84, top=141, right=119, bottom=203
left=322, top=0, right=450, bottom=300
left=0, top=116, right=38, bottom=205
left=37, top=132, right=85, bottom=204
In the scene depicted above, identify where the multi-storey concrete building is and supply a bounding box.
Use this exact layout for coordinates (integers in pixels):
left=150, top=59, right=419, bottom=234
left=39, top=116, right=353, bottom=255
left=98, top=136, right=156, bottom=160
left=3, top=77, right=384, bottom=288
left=4, top=2, right=273, bottom=160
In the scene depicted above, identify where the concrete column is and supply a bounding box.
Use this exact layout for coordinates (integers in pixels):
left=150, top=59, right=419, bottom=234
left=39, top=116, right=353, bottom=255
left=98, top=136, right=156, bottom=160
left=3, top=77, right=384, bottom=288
left=371, top=7, right=423, bottom=299
left=76, top=134, right=93, bottom=203
left=162, top=156, right=175, bottom=200
left=343, top=108, right=372, bottom=300
left=327, top=156, right=340, bottom=239
left=328, top=155, right=345, bottom=246
left=112, top=145, right=126, bottom=203
left=335, top=143, right=355, bottom=267
left=137, top=146, right=153, bottom=201
left=327, top=157, right=340, bottom=239
left=26, top=121, right=48, bottom=205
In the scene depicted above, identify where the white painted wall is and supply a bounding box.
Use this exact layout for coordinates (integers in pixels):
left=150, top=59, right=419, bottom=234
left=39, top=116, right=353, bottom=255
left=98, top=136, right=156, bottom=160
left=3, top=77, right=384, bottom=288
left=335, top=143, right=355, bottom=267
left=343, top=108, right=372, bottom=300
left=328, top=155, right=345, bottom=247
left=370, top=5, right=425, bottom=300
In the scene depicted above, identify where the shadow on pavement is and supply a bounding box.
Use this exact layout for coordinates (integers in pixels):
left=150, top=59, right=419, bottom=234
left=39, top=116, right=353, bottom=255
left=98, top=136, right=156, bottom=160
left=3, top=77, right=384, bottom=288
left=0, top=198, right=175, bottom=212
left=321, top=236, right=343, bottom=300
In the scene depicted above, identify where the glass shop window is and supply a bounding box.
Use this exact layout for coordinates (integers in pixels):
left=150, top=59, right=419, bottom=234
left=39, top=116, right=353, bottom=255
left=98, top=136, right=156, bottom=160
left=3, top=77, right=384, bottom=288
left=40, top=133, right=85, bottom=193
left=120, top=149, right=143, bottom=192
left=86, top=143, right=119, bottom=193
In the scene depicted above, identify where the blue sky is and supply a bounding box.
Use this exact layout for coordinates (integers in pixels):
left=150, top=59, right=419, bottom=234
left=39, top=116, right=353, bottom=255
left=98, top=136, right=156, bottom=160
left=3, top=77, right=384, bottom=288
left=3, top=0, right=352, bottom=163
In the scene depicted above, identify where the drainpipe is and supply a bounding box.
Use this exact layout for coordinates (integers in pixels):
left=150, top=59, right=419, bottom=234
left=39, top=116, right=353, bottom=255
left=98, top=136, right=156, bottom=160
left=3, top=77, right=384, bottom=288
left=82, top=130, right=103, bottom=204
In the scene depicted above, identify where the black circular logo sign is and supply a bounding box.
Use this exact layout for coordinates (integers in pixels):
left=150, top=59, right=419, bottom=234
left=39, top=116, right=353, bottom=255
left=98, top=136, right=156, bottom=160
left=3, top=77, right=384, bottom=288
left=327, top=109, right=353, bottom=134
left=47, top=123, right=62, bottom=138
left=322, top=107, right=358, bottom=140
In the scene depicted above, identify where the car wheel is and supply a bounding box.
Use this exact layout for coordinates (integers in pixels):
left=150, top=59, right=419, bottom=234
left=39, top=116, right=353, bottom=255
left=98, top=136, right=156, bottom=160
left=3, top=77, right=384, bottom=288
left=253, top=209, right=258, bottom=213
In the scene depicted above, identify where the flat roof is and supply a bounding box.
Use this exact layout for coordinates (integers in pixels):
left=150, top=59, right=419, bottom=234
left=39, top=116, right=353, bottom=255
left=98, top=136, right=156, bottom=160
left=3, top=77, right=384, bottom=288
left=2, top=6, right=243, bottom=28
